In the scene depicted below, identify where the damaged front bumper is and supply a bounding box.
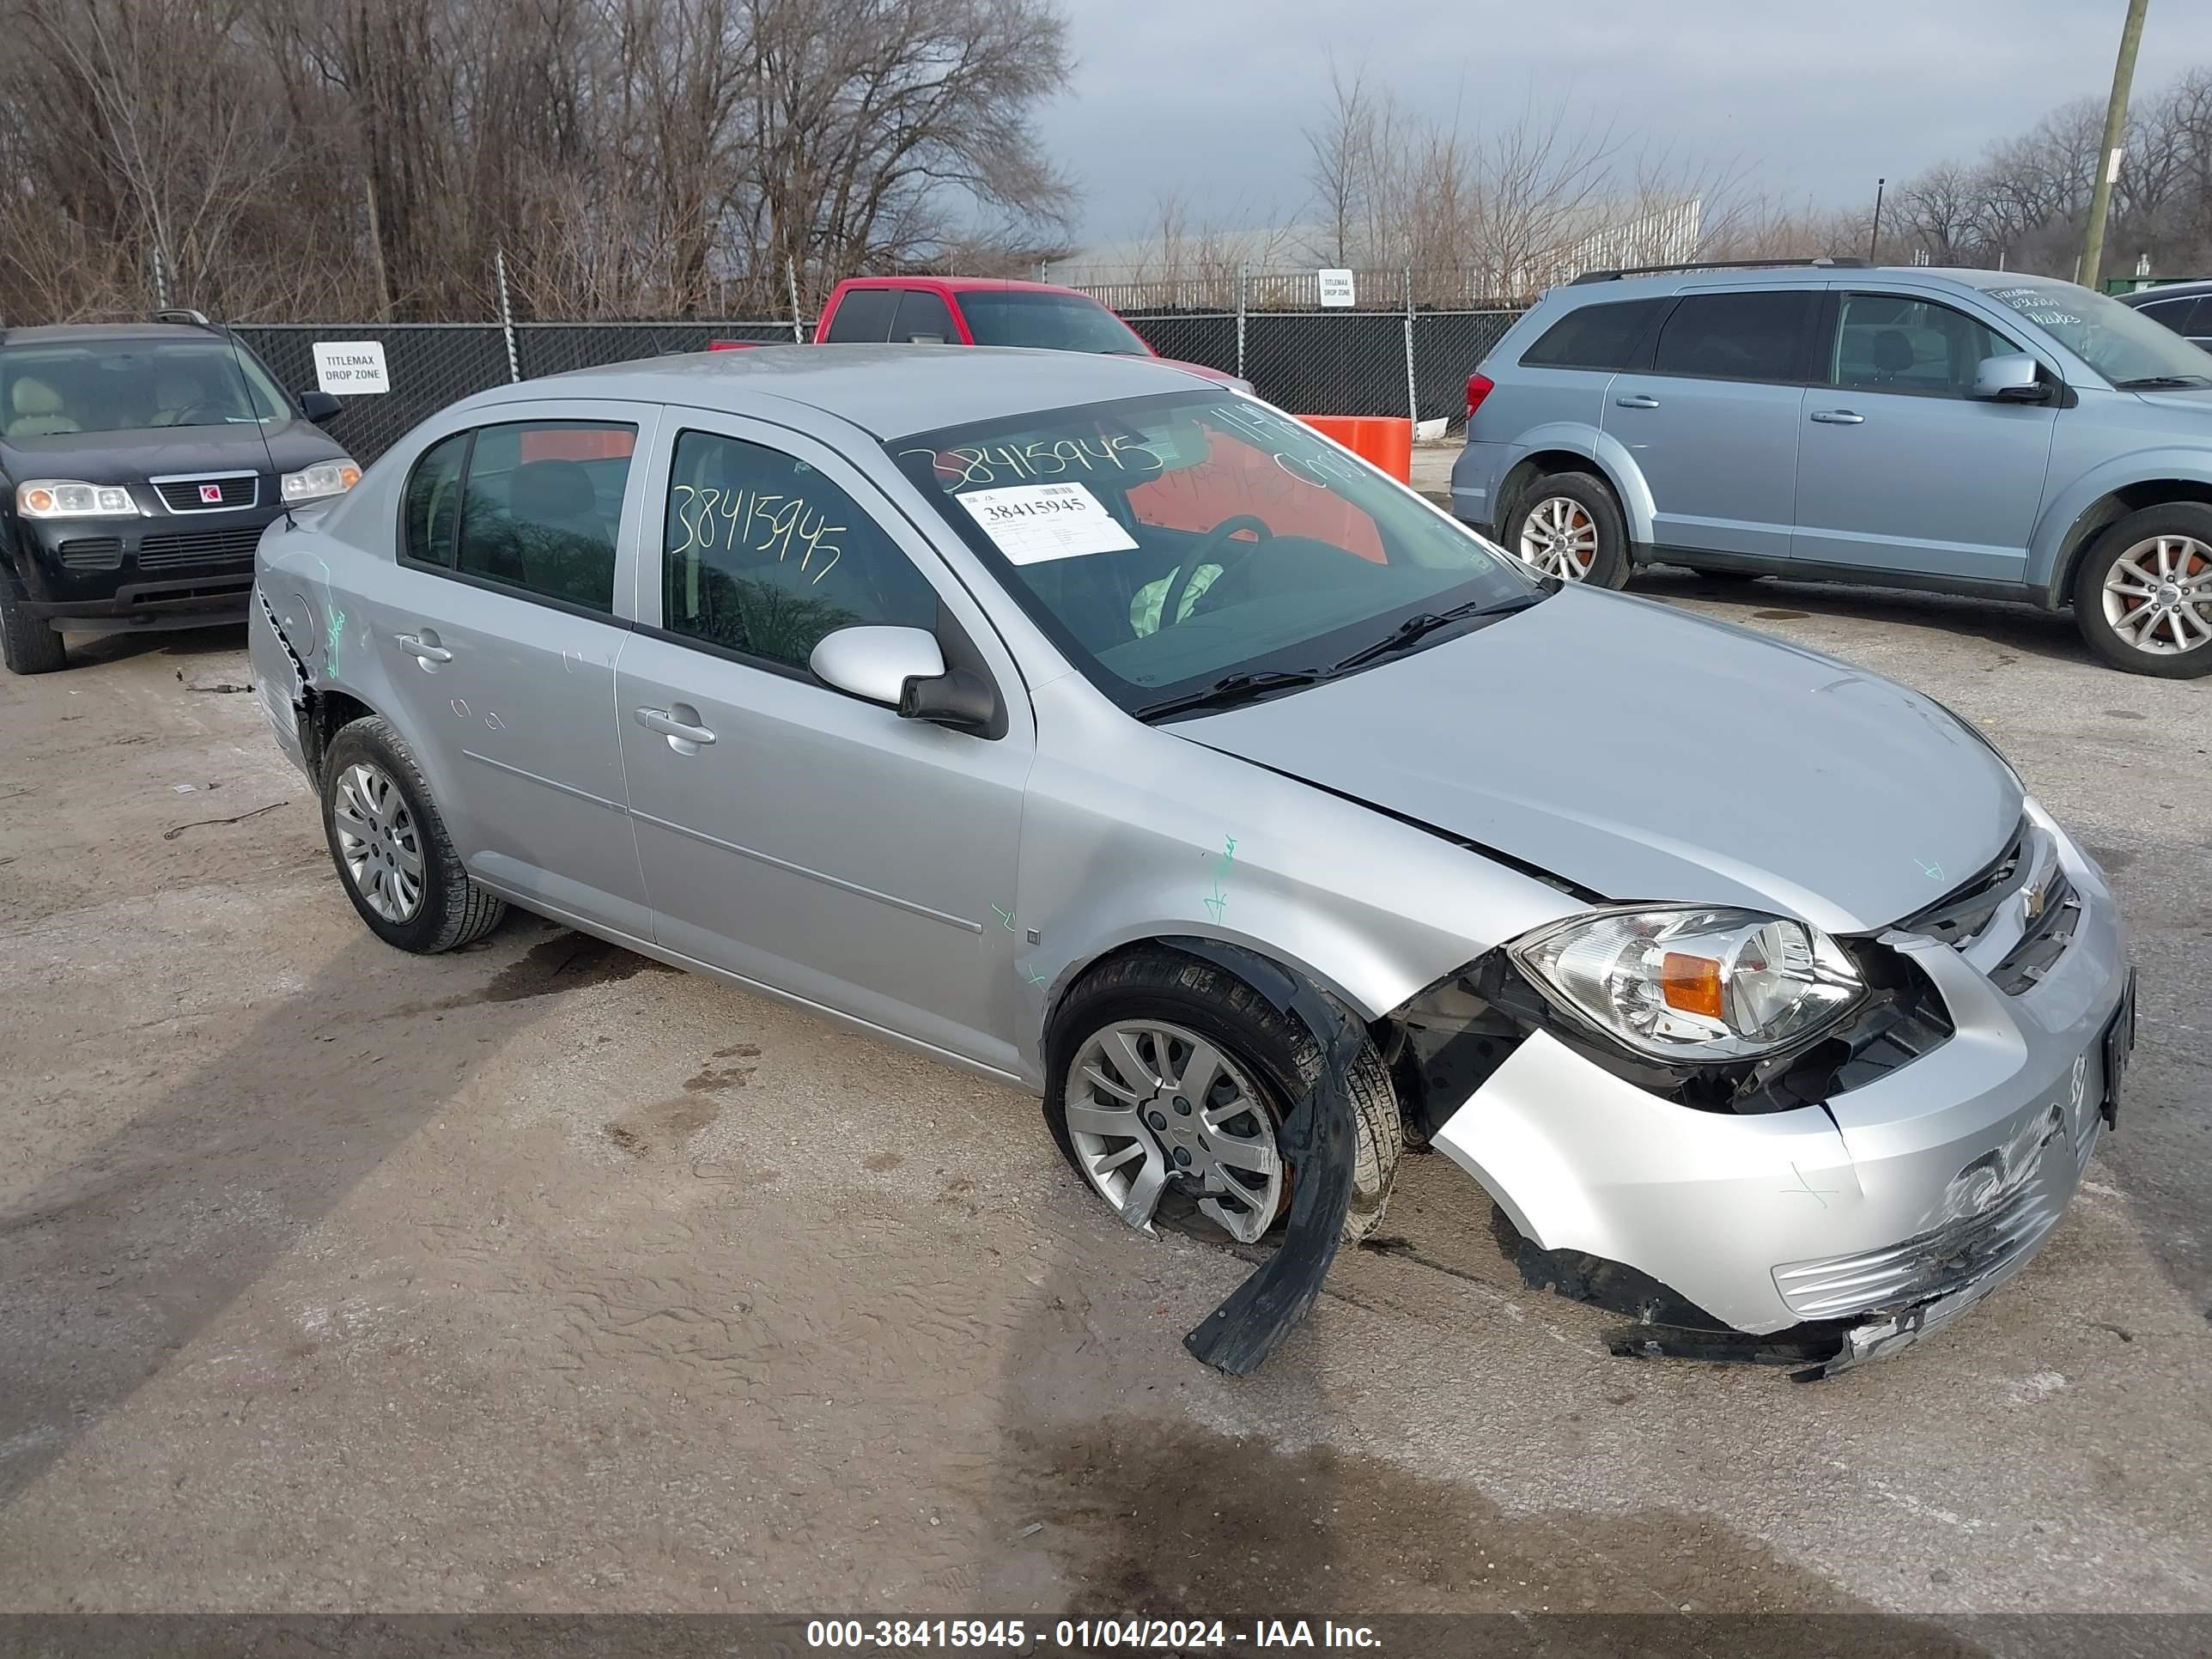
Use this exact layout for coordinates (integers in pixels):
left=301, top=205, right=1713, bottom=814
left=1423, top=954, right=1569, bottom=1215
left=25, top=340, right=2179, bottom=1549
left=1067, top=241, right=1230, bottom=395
left=1426, top=805, right=2134, bottom=1376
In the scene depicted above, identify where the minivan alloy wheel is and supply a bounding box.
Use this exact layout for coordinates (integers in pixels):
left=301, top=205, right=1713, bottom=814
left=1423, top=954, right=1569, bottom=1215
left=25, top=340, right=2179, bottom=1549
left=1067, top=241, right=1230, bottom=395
left=1516, top=495, right=1601, bottom=581
left=331, top=761, right=426, bottom=922
left=1065, top=1018, right=1285, bottom=1245
left=2102, top=533, right=2212, bottom=656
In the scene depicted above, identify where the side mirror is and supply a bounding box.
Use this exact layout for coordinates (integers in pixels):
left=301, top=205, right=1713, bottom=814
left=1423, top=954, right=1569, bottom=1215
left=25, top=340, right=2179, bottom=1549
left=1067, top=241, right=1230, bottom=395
left=1972, top=354, right=2050, bottom=403
left=897, top=667, right=998, bottom=732
left=809, top=624, right=945, bottom=708
left=298, top=390, right=343, bottom=423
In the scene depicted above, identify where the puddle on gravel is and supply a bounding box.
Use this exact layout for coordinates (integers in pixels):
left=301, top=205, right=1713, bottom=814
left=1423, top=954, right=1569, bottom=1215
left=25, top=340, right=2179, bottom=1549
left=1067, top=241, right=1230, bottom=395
left=992, top=1417, right=1989, bottom=1648
left=394, top=929, right=677, bottom=1017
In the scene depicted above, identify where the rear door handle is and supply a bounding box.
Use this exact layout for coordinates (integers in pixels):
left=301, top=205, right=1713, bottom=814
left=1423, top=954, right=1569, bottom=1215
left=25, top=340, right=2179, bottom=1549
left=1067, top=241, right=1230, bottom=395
left=394, top=631, right=452, bottom=664
left=1809, top=409, right=1866, bottom=425
left=1614, top=393, right=1661, bottom=409
left=635, top=705, right=716, bottom=748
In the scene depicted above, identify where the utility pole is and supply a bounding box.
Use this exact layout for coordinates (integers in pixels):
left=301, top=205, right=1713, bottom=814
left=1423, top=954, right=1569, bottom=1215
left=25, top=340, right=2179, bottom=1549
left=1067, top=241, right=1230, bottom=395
left=2078, top=0, right=2151, bottom=289
left=1868, top=179, right=1886, bottom=262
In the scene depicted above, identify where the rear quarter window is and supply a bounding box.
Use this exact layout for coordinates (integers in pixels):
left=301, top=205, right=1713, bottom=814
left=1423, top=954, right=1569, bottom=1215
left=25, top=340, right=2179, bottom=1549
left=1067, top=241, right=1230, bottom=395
left=1519, top=298, right=1666, bottom=370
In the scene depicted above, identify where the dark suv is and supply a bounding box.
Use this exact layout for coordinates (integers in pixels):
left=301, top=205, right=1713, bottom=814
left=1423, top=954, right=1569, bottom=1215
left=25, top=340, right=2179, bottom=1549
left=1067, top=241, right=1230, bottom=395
left=1, top=311, right=357, bottom=674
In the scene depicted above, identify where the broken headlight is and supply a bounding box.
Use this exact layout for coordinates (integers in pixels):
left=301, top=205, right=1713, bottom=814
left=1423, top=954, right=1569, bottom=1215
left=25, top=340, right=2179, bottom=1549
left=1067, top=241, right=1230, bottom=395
left=1508, top=906, right=1864, bottom=1063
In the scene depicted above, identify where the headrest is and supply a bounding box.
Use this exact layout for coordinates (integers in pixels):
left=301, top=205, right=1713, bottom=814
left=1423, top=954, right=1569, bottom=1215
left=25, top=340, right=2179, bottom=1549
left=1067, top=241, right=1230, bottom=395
left=10, top=378, right=63, bottom=416
left=1870, top=330, right=1915, bottom=374
left=509, top=459, right=597, bottom=522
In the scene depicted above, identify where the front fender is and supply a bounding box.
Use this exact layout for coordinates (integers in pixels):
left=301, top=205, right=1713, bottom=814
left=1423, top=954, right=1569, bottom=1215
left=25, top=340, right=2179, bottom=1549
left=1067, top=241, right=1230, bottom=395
left=1009, top=683, right=1581, bottom=1087
left=1502, top=422, right=1657, bottom=546
left=2030, top=447, right=2212, bottom=603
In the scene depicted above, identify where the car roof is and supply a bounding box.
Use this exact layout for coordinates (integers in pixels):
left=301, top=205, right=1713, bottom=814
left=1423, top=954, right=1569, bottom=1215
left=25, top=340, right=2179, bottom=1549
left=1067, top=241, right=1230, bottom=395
left=835, top=275, right=1101, bottom=298
left=1546, top=264, right=2063, bottom=303
left=0, top=322, right=222, bottom=348
left=477, top=343, right=1210, bottom=440
left=2116, top=280, right=2212, bottom=304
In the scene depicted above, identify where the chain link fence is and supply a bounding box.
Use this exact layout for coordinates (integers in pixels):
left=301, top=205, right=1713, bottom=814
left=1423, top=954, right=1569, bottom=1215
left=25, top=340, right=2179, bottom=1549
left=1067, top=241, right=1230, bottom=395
left=235, top=302, right=1525, bottom=465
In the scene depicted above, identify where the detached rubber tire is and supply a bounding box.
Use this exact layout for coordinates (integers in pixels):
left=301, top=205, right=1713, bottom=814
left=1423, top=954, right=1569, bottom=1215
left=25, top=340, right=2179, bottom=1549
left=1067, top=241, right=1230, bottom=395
left=320, top=714, right=507, bottom=953
left=1504, top=470, right=1632, bottom=589
left=0, top=592, right=66, bottom=675
left=1045, top=947, right=1401, bottom=1245
left=2071, top=502, right=2212, bottom=678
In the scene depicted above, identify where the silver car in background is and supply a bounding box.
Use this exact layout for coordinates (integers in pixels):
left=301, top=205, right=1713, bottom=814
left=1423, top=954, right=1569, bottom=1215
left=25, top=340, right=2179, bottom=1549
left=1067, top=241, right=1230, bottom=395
left=249, top=346, right=2134, bottom=1375
left=1451, top=259, right=2212, bottom=677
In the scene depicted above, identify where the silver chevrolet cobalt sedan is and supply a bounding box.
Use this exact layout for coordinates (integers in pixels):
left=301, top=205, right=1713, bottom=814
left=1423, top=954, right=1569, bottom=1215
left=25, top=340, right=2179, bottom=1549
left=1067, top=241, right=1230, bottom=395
left=250, top=345, right=2133, bottom=1374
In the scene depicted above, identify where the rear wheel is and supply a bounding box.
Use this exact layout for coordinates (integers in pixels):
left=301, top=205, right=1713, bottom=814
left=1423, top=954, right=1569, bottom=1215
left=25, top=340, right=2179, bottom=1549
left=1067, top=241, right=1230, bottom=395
left=0, top=593, right=66, bottom=675
left=2072, top=504, right=2212, bottom=678
left=1504, top=471, right=1630, bottom=588
left=1044, top=948, right=1401, bottom=1246
left=320, top=715, right=507, bottom=952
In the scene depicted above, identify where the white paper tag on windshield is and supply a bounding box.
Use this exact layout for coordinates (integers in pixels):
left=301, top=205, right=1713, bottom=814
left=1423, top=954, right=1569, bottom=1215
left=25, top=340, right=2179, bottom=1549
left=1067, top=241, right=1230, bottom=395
left=957, top=482, right=1138, bottom=565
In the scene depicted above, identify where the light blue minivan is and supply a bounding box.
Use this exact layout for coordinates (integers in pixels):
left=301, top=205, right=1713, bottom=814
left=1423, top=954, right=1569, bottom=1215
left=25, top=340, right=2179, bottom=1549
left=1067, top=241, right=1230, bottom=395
left=1450, top=258, right=2212, bottom=677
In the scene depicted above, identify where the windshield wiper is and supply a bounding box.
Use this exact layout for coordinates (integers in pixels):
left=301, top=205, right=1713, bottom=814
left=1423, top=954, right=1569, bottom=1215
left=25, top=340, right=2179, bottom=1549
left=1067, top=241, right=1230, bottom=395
left=2115, top=374, right=2212, bottom=389
left=1327, top=594, right=1540, bottom=675
left=1133, top=668, right=1326, bottom=723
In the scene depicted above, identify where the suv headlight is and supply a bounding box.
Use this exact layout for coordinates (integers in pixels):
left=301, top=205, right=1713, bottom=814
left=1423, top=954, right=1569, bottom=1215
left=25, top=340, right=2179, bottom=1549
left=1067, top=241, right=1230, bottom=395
left=1509, top=906, right=1864, bottom=1062
left=279, top=459, right=362, bottom=502
left=16, top=480, right=137, bottom=518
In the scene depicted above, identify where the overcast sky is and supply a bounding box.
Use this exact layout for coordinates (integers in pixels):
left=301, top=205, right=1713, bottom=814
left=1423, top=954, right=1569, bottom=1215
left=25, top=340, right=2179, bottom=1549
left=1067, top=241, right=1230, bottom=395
left=1040, top=0, right=2206, bottom=250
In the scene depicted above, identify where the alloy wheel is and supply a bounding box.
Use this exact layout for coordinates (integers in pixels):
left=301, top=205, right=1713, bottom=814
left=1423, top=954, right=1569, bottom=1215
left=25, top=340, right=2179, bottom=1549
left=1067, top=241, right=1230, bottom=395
left=2102, top=533, right=2212, bottom=657
left=331, top=761, right=426, bottom=922
left=1517, top=495, right=1600, bottom=580
left=1064, top=1018, right=1286, bottom=1245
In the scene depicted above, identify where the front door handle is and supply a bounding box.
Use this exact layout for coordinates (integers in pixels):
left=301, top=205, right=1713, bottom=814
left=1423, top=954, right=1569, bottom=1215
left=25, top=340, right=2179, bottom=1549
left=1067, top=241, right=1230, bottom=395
left=635, top=705, right=717, bottom=748
left=394, top=631, right=452, bottom=665
left=1614, top=393, right=1661, bottom=409
left=1809, top=409, right=1866, bottom=425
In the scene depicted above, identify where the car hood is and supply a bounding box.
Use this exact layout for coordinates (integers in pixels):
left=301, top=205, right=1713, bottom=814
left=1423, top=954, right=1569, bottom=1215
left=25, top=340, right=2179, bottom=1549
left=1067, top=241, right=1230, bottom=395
left=0, top=421, right=346, bottom=484
left=2130, top=386, right=2212, bottom=415
left=1158, top=358, right=1251, bottom=390
left=1171, top=586, right=2022, bottom=934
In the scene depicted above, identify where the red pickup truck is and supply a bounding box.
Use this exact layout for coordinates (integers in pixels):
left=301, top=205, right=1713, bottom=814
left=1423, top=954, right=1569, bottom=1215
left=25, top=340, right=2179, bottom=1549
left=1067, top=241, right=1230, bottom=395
left=805, top=276, right=1249, bottom=388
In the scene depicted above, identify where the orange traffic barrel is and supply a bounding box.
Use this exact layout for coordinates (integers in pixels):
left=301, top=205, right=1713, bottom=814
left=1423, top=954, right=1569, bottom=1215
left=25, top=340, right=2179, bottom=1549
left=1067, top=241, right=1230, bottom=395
left=1295, top=415, right=1413, bottom=483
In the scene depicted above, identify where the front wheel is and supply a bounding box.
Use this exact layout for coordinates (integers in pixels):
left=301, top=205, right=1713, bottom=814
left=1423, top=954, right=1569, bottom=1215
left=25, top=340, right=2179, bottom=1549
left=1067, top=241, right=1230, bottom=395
left=1504, top=471, right=1631, bottom=588
left=0, top=592, right=66, bottom=675
left=2072, top=504, right=2212, bottom=678
left=1044, top=948, right=1401, bottom=1247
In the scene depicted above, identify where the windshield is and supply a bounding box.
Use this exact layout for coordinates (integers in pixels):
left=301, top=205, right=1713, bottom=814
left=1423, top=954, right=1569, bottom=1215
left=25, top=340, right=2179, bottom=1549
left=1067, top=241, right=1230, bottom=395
left=0, top=340, right=289, bottom=438
left=1982, top=281, right=2212, bottom=386
left=957, top=291, right=1153, bottom=356
left=891, top=391, right=1538, bottom=714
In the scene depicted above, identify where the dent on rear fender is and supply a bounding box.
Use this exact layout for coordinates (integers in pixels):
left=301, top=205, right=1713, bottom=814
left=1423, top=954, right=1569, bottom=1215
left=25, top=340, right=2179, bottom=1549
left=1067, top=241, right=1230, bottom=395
left=1431, top=1030, right=1868, bottom=1336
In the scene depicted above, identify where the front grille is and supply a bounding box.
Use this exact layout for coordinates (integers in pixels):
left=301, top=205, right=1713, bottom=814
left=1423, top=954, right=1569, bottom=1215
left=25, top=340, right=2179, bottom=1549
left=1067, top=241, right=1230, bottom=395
left=58, top=537, right=124, bottom=570
left=153, top=474, right=259, bottom=513
left=1991, top=870, right=2081, bottom=994
left=1773, top=1109, right=2083, bottom=1320
left=138, top=526, right=265, bottom=569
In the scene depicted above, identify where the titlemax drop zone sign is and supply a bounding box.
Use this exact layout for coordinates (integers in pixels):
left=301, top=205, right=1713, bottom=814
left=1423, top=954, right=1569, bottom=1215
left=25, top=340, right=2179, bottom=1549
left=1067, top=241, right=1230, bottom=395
left=311, top=341, right=391, bottom=395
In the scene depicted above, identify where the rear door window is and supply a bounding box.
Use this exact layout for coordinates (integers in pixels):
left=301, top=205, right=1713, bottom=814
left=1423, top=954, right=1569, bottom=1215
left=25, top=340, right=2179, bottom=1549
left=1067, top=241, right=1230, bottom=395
left=1519, top=298, right=1666, bottom=370
left=451, top=421, right=636, bottom=613
left=1650, top=290, right=1818, bottom=383
left=821, top=289, right=897, bottom=343
left=2137, top=295, right=2209, bottom=338
left=892, top=290, right=957, bottom=344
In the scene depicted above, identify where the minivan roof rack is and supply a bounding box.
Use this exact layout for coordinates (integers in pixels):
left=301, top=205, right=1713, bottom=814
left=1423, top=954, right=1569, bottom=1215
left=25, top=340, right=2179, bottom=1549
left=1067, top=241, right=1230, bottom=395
left=150, top=307, right=216, bottom=330
left=1570, top=257, right=1871, bottom=285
